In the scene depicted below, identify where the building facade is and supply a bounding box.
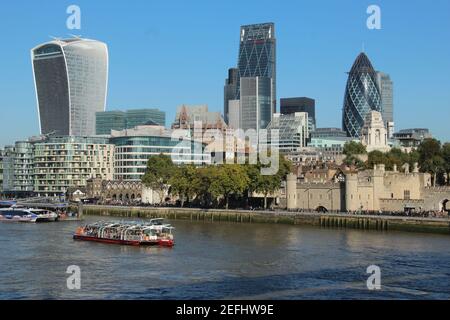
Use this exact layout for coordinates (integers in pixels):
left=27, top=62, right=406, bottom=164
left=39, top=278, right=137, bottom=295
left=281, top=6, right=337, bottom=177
left=393, top=129, right=432, bottom=149
left=311, top=128, right=348, bottom=139
left=342, top=53, right=382, bottom=138
left=240, top=76, right=273, bottom=132
left=286, top=164, right=435, bottom=213
left=31, top=38, right=108, bottom=136
left=33, top=137, right=114, bottom=196
left=0, top=142, right=36, bottom=196
left=227, top=100, right=241, bottom=130
left=376, top=72, right=394, bottom=137
left=172, top=105, right=227, bottom=143
left=95, top=111, right=126, bottom=135
left=237, top=23, right=276, bottom=114
left=224, top=68, right=239, bottom=124
left=360, top=111, right=390, bottom=153
left=264, top=112, right=309, bottom=153
left=96, top=108, right=166, bottom=135
left=125, top=109, right=166, bottom=129
left=1, top=146, right=15, bottom=193
left=0, top=149, right=4, bottom=194
left=12, top=141, right=34, bottom=193
left=280, top=97, right=316, bottom=133
left=110, top=124, right=210, bottom=181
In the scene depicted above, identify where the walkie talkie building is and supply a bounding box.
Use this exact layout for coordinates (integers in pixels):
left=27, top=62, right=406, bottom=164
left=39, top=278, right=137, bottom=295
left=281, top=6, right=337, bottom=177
left=31, top=38, right=108, bottom=136
left=342, top=52, right=382, bottom=138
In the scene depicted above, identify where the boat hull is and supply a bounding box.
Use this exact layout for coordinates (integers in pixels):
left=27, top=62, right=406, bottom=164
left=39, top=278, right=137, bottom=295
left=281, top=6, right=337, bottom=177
left=73, top=234, right=174, bottom=247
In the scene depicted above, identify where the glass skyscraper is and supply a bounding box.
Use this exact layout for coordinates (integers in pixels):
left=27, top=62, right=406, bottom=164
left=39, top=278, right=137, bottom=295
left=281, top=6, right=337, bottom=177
left=342, top=52, right=382, bottom=138
left=31, top=38, right=109, bottom=136
left=376, top=72, right=394, bottom=132
left=238, top=23, right=276, bottom=114
left=240, top=77, right=273, bottom=132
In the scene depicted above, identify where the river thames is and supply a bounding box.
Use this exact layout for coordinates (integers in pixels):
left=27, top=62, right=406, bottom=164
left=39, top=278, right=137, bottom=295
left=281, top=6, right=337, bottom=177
left=0, top=216, right=449, bottom=300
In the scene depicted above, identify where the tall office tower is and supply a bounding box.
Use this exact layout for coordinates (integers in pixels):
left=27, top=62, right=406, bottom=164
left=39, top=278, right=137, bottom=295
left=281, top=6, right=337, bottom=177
left=280, top=97, right=316, bottom=133
left=240, top=77, right=273, bottom=132
left=342, top=52, right=382, bottom=138
left=31, top=38, right=109, bottom=136
left=224, top=68, right=239, bottom=124
left=376, top=72, right=394, bottom=137
left=237, top=23, right=276, bottom=114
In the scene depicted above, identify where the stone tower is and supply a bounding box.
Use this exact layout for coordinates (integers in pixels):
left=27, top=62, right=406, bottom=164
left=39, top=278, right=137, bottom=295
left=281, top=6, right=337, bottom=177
left=345, top=172, right=359, bottom=211
left=286, top=173, right=298, bottom=210
left=360, top=111, right=390, bottom=153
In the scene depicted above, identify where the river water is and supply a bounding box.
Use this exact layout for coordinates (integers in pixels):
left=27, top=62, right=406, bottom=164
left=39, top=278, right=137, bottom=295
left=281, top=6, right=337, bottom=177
left=0, top=216, right=449, bottom=300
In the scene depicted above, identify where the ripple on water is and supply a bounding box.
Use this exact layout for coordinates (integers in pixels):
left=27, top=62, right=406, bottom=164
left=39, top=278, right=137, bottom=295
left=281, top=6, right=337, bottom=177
left=0, top=217, right=449, bottom=300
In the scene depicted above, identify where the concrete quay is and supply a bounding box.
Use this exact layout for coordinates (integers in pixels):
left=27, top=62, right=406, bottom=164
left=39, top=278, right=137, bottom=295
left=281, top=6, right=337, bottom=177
left=79, top=205, right=450, bottom=235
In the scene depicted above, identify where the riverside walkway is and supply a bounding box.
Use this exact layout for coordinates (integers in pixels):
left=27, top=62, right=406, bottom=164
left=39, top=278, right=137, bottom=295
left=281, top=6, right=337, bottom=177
left=80, top=205, right=450, bottom=235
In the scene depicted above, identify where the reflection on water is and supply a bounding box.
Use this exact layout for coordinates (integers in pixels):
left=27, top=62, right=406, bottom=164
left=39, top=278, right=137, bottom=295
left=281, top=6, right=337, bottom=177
left=0, top=216, right=449, bottom=300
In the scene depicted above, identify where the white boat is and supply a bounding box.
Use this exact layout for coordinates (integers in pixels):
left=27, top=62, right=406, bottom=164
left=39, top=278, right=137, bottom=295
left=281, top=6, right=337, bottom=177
left=0, top=207, right=58, bottom=223
left=0, top=207, right=38, bottom=223
left=29, top=209, right=59, bottom=222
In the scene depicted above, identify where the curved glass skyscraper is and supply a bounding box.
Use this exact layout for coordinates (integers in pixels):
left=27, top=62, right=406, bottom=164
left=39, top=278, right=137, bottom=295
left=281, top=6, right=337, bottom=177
left=31, top=38, right=109, bottom=136
left=342, top=52, right=381, bottom=138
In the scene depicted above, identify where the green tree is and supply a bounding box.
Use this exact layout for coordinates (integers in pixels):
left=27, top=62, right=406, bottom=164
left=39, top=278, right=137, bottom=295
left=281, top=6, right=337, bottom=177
left=443, top=143, right=450, bottom=185
left=247, top=154, right=292, bottom=209
left=343, top=141, right=367, bottom=169
left=277, top=154, right=293, bottom=179
left=192, top=166, right=215, bottom=207
left=367, top=150, right=389, bottom=169
left=169, top=165, right=198, bottom=207
left=254, top=173, right=280, bottom=209
left=141, top=154, right=175, bottom=204
left=209, top=164, right=249, bottom=209
left=343, top=141, right=367, bottom=156
left=417, top=138, right=445, bottom=186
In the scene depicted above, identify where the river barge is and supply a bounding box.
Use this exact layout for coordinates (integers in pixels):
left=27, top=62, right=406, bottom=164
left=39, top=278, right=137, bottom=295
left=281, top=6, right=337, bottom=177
left=73, top=220, right=175, bottom=247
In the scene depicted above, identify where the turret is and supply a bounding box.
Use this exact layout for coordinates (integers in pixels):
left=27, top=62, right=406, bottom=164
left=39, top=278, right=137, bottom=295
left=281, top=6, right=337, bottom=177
left=345, top=173, right=358, bottom=211
left=286, top=173, right=298, bottom=210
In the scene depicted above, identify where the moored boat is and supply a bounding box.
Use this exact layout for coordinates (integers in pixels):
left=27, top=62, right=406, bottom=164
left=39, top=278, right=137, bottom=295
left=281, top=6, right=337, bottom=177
left=73, top=221, right=175, bottom=247
left=0, top=207, right=38, bottom=223
left=0, top=206, right=59, bottom=223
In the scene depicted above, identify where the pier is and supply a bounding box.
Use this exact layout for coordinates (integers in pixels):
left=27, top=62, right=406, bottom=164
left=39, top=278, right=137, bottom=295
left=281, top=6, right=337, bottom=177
left=80, top=205, right=450, bottom=235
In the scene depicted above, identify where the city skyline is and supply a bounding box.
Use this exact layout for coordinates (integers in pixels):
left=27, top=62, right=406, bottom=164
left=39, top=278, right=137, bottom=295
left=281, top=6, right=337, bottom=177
left=1, top=0, right=450, bottom=147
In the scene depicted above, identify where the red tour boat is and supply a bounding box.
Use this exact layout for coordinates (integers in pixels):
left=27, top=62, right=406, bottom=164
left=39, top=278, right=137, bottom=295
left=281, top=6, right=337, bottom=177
left=73, top=220, right=175, bottom=247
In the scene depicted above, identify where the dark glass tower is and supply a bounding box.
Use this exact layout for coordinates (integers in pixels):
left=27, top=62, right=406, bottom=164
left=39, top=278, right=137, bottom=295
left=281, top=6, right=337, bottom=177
left=342, top=53, right=382, bottom=138
left=237, top=23, right=276, bottom=114
left=280, top=97, right=316, bottom=132
left=224, top=68, right=239, bottom=124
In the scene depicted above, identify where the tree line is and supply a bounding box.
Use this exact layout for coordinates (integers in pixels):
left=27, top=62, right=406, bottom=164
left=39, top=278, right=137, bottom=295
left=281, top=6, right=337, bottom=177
left=142, top=154, right=292, bottom=209
left=343, top=139, right=450, bottom=186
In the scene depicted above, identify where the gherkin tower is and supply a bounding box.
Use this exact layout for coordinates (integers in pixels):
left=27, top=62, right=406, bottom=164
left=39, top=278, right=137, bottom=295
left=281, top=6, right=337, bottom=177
left=342, top=52, right=382, bottom=138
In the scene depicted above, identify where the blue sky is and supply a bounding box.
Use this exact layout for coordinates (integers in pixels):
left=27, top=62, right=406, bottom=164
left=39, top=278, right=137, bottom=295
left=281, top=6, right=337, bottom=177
left=1, top=0, right=449, bottom=147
